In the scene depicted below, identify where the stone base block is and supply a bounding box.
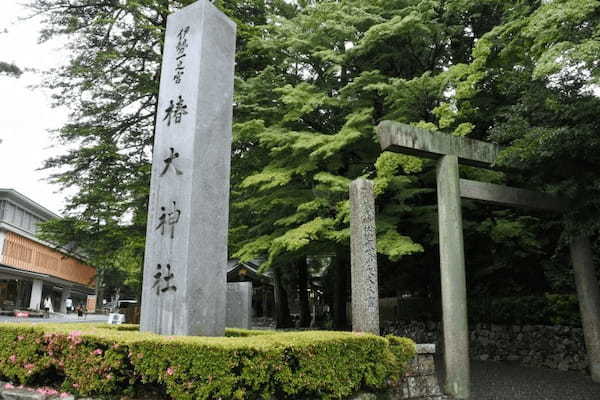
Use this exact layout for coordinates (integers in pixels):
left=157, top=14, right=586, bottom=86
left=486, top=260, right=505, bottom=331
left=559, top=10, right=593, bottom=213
left=406, top=354, right=436, bottom=376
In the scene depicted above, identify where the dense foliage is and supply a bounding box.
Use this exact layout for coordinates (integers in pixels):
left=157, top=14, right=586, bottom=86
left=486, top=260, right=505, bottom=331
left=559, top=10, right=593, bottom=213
left=29, top=0, right=293, bottom=301
left=0, top=323, right=415, bottom=399
left=0, top=62, right=22, bottom=77
left=29, top=0, right=600, bottom=323
left=393, top=294, right=582, bottom=327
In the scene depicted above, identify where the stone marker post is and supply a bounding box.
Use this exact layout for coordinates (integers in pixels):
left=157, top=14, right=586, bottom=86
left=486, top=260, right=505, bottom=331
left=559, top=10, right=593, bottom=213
left=226, top=282, right=253, bottom=329
left=436, top=155, right=470, bottom=399
left=569, top=236, right=600, bottom=382
left=140, top=0, right=236, bottom=336
left=350, top=179, right=380, bottom=335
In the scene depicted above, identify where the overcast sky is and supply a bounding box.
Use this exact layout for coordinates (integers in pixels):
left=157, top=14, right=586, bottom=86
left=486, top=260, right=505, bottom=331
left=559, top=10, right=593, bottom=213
left=0, top=1, right=71, bottom=215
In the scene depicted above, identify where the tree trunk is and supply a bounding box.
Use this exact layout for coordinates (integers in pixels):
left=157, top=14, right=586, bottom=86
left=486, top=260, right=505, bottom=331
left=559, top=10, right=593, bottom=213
left=297, top=257, right=311, bottom=328
left=274, top=266, right=293, bottom=329
left=334, top=248, right=350, bottom=330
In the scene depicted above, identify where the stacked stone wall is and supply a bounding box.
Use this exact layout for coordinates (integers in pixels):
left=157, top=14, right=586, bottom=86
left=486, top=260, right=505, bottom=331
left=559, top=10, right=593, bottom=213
left=352, top=344, right=448, bottom=400
left=383, top=320, right=588, bottom=371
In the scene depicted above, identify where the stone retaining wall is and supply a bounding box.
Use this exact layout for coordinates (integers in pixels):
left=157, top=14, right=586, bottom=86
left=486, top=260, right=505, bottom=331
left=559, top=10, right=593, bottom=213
left=395, top=344, right=447, bottom=399
left=0, top=382, right=74, bottom=400
left=353, top=344, right=448, bottom=400
left=383, top=320, right=588, bottom=372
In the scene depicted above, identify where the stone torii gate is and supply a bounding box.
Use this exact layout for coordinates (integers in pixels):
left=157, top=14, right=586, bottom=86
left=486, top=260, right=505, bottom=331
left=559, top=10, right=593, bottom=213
left=376, top=121, right=600, bottom=399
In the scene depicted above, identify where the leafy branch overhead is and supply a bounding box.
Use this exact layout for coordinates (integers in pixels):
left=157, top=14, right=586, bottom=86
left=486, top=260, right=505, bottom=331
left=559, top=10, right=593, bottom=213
left=0, top=62, right=22, bottom=77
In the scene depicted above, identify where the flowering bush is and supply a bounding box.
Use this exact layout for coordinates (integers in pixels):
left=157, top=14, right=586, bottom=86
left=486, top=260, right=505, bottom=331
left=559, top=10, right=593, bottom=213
left=0, top=324, right=415, bottom=399
left=0, top=327, right=131, bottom=396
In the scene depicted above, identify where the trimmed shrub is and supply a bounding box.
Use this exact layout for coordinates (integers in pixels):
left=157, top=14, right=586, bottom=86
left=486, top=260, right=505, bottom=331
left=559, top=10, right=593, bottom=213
left=0, top=324, right=415, bottom=399
left=384, top=335, right=416, bottom=378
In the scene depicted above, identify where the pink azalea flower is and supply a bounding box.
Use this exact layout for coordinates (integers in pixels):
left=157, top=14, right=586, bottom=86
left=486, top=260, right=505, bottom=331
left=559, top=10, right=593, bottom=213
left=67, top=331, right=83, bottom=344
left=24, top=363, right=34, bottom=370
left=4, top=383, right=14, bottom=389
left=72, top=383, right=79, bottom=388
left=92, top=348, right=103, bottom=356
left=17, top=335, right=24, bottom=341
left=166, top=367, right=174, bottom=376
left=60, top=392, right=70, bottom=398
left=106, top=374, right=113, bottom=380
left=8, top=355, right=16, bottom=363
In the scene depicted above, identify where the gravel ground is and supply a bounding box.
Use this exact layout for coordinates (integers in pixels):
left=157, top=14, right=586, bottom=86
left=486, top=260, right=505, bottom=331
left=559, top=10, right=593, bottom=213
left=441, top=360, right=600, bottom=400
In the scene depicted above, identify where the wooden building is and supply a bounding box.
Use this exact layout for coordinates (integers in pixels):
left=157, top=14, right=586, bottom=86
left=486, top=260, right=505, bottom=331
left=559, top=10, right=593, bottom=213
left=0, top=189, right=95, bottom=313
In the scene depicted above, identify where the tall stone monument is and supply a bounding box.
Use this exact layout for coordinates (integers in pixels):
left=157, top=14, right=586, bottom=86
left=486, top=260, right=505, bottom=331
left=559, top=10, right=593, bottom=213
left=350, top=178, right=380, bottom=335
left=140, top=0, right=236, bottom=336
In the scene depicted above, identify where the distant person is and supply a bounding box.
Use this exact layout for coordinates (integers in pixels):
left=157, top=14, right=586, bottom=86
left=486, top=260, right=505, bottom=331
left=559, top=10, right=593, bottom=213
left=43, top=297, right=53, bottom=318
left=76, top=304, right=84, bottom=318
left=65, top=297, right=73, bottom=314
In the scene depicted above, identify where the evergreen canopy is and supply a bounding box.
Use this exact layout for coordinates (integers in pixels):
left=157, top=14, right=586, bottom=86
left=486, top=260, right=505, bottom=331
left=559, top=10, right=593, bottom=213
left=30, top=0, right=600, bottom=303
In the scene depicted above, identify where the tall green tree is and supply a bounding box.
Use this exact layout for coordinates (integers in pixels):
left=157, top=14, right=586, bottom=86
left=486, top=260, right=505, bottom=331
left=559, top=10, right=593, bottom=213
left=31, top=0, right=288, bottom=301
left=457, top=0, right=600, bottom=232
left=230, top=0, right=521, bottom=326
left=439, top=0, right=600, bottom=295
left=34, top=0, right=598, bottom=322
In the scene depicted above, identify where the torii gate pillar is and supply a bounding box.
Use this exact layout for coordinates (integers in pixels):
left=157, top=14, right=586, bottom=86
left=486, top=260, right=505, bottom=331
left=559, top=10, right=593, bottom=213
left=569, top=236, right=600, bottom=381
left=437, top=155, right=470, bottom=398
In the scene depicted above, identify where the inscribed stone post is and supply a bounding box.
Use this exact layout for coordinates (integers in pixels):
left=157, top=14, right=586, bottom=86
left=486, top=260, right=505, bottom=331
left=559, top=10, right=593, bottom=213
left=140, top=0, right=236, bottom=336
left=350, top=179, right=380, bottom=335
left=226, top=282, right=253, bottom=329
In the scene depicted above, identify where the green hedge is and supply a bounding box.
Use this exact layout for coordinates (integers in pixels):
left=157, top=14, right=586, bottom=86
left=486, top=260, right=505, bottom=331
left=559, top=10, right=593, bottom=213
left=0, top=324, right=415, bottom=399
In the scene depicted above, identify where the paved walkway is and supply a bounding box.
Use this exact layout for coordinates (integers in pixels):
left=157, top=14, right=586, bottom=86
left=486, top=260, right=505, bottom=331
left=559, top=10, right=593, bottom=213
left=450, top=360, right=600, bottom=400
left=0, top=313, right=108, bottom=324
